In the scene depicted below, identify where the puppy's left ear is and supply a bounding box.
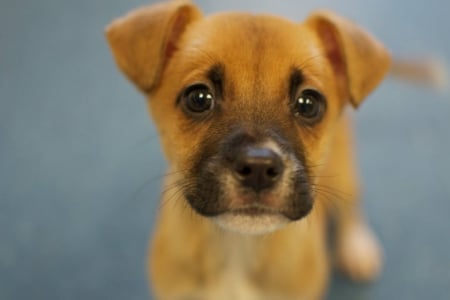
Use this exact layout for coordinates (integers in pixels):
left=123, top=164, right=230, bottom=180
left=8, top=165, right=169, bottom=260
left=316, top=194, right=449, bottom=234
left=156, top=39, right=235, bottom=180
left=305, top=11, right=391, bottom=107
left=105, top=1, right=202, bottom=92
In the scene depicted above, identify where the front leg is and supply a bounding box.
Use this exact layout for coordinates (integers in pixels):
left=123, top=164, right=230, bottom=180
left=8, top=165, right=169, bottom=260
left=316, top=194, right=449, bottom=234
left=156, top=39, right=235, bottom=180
left=148, top=197, right=220, bottom=300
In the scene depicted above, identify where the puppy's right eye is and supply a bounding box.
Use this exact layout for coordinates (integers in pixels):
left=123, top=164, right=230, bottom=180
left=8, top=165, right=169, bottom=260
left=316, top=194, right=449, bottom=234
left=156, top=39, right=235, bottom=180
left=182, top=85, right=214, bottom=113
left=293, top=89, right=326, bottom=126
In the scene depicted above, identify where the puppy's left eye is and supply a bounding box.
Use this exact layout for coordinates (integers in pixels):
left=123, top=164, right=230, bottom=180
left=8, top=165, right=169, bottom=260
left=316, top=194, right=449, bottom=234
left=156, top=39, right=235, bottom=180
left=293, top=89, right=326, bottom=124
left=182, top=85, right=215, bottom=114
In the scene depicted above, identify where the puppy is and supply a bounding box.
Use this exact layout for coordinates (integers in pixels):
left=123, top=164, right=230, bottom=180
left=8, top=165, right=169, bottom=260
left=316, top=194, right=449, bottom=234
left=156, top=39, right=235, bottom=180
left=105, top=1, right=432, bottom=299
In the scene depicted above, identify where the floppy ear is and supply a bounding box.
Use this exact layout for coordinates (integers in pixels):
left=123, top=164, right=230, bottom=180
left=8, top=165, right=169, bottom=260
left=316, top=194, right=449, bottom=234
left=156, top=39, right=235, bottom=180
left=305, top=11, right=391, bottom=107
left=105, top=0, right=202, bottom=92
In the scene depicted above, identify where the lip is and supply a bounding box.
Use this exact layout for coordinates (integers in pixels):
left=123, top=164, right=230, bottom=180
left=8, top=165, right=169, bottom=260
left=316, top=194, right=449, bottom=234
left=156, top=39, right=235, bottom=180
left=230, top=204, right=281, bottom=216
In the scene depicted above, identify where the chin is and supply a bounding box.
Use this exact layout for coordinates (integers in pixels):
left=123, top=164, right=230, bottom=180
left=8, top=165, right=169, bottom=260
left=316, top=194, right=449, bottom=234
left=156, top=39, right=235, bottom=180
left=212, top=211, right=291, bottom=235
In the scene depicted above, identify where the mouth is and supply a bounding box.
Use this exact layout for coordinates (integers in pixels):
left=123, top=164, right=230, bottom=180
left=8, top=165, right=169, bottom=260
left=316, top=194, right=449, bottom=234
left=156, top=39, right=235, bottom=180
left=229, top=204, right=281, bottom=217
left=184, top=161, right=314, bottom=234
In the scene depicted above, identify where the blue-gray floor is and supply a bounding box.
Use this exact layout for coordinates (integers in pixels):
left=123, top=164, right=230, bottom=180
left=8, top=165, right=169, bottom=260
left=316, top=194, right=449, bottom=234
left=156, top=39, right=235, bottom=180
left=1, top=0, right=449, bottom=299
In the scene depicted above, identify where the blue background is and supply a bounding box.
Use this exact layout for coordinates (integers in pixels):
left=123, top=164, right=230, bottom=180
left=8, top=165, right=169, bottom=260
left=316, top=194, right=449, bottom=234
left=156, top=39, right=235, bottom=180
left=1, top=0, right=449, bottom=299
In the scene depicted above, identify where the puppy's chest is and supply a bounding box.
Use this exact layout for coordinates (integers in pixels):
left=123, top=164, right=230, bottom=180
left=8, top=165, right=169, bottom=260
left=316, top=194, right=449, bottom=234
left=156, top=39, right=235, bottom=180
left=207, top=242, right=261, bottom=300
left=208, top=256, right=306, bottom=300
left=206, top=237, right=305, bottom=300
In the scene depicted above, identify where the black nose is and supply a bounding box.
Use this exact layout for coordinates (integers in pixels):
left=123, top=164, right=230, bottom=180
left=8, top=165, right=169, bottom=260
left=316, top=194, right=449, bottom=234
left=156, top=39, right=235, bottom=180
left=232, top=147, right=284, bottom=193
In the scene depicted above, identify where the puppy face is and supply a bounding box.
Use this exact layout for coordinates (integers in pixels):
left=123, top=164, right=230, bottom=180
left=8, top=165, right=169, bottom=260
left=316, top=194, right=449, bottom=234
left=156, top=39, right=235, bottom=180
left=106, top=1, right=390, bottom=234
left=149, top=15, right=345, bottom=234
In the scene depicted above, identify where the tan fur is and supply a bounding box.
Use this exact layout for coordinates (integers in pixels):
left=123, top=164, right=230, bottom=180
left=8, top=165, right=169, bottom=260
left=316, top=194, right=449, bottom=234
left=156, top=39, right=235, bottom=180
left=106, top=1, right=396, bottom=299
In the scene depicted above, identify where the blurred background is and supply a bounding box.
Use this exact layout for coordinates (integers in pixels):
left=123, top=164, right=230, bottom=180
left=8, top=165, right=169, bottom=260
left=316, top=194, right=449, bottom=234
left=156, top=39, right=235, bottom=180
left=1, top=0, right=449, bottom=299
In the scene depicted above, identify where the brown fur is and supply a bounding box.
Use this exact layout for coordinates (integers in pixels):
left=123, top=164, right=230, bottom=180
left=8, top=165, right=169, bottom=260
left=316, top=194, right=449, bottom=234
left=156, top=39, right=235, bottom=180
left=106, top=1, right=394, bottom=299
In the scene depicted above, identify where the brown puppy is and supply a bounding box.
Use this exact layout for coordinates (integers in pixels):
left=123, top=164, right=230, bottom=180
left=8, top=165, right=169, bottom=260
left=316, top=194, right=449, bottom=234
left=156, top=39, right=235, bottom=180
left=106, top=1, right=391, bottom=299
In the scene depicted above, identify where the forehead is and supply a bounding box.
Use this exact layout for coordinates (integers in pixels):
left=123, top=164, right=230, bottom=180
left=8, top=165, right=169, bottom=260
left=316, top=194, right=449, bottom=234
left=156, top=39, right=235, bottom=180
left=174, top=13, right=331, bottom=91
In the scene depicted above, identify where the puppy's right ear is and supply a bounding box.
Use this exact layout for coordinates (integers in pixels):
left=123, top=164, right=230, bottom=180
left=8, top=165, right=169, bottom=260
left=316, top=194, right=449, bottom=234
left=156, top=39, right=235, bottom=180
left=305, top=11, right=391, bottom=108
left=105, top=0, right=202, bottom=92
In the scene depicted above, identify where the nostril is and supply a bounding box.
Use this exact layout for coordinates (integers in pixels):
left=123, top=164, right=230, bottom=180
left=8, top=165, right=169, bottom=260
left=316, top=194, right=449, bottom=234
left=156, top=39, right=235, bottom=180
left=237, top=165, right=252, bottom=177
left=266, top=167, right=279, bottom=178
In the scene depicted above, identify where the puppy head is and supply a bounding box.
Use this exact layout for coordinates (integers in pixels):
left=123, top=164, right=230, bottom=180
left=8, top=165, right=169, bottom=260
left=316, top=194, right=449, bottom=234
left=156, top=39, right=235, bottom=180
left=106, top=1, right=390, bottom=234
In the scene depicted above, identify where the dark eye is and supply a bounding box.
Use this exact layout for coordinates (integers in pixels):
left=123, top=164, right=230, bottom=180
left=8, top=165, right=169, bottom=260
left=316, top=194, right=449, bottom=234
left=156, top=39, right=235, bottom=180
left=182, top=85, right=214, bottom=113
left=293, top=89, right=326, bottom=124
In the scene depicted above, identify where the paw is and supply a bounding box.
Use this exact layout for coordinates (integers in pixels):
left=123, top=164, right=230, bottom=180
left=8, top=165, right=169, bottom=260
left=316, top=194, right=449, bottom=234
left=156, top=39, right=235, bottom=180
left=335, top=223, right=383, bottom=282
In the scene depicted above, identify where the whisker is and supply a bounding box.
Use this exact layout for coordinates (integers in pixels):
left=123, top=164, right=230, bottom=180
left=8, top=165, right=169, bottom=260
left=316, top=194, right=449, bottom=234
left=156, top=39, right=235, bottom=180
left=158, top=180, right=194, bottom=211
left=311, top=183, right=352, bottom=197
left=312, top=184, right=356, bottom=211
left=131, top=167, right=193, bottom=202
left=305, top=163, right=327, bottom=169
left=297, top=53, right=327, bottom=70
left=312, top=186, right=348, bottom=203
left=132, top=132, right=160, bottom=149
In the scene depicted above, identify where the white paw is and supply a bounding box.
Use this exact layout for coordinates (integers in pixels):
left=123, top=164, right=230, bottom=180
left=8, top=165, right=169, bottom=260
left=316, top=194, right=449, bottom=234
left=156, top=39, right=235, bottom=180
left=335, top=224, right=383, bottom=282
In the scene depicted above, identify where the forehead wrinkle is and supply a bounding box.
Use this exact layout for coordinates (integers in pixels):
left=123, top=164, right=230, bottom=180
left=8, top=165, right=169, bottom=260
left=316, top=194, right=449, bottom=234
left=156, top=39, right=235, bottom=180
left=233, top=26, right=292, bottom=106
left=221, top=20, right=266, bottom=104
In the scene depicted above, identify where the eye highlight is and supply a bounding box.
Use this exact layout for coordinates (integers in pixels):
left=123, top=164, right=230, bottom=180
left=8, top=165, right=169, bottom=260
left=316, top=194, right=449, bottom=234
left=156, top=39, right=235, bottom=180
left=293, top=89, right=326, bottom=125
left=181, top=84, right=215, bottom=114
